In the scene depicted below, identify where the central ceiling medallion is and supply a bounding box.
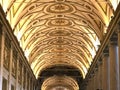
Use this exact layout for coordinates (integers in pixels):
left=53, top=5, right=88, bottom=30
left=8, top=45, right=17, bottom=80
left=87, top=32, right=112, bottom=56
left=50, top=47, right=70, bottom=53
left=47, top=18, right=73, bottom=27
left=49, top=37, right=72, bottom=45
left=44, top=2, right=75, bottom=14
left=49, top=30, right=71, bottom=36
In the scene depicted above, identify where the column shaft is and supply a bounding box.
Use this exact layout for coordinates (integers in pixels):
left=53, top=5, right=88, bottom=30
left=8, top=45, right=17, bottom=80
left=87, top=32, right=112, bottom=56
left=0, top=28, right=4, bottom=90
left=118, top=29, right=120, bottom=90
left=89, top=78, right=93, bottom=90
left=98, top=61, right=102, bottom=90
left=21, top=64, right=24, bottom=90
left=102, top=53, right=110, bottom=90
left=109, top=41, right=119, bottom=90
left=91, top=75, right=95, bottom=90
left=94, top=72, right=97, bottom=90
left=8, top=43, right=13, bottom=90
left=16, top=56, right=19, bottom=90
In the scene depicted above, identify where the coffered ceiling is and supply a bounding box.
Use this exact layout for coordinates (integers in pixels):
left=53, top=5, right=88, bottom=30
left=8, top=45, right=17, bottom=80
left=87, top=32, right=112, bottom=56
left=0, top=0, right=119, bottom=89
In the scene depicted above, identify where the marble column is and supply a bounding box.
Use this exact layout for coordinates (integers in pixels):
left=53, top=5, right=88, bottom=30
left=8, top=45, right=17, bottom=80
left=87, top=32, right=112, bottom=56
left=25, top=69, right=27, bottom=90
left=90, top=73, right=95, bottom=90
left=86, top=79, right=91, bottom=90
left=21, top=64, right=24, bottom=90
left=117, top=23, right=120, bottom=90
left=0, top=25, right=4, bottom=90
left=93, top=75, right=96, bottom=90
left=98, top=59, right=103, bottom=90
left=97, top=60, right=103, bottom=90
left=109, top=37, right=119, bottom=90
left=102, top=47, right=110, bottom=90
left=89, top=78, right=93, bottom=90
left=84, top=82, right=88, bottom=90
left=92, top=60, right=102, bottom=90
left=94, top=65, right=98, bottom=90
left=30, top=78, right=33, bottom=90
left=8, top=42, right=13, bottom=90
left=16, top=56, right=19, bottom=90
left=94, top=72, right=97, bottom=90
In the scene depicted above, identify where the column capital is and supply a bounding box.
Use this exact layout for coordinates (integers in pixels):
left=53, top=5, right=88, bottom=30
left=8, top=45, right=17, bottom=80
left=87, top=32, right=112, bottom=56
left=94, top=64, right=98, bottom=72
left=0, top=22, right=3, bottom=35
left=90, top=70, right=95, bottom=78
left=102, top=46, right=109, bottom=57
left=95, top=58, right=101, bottom=65
left=0, top=22, right=2, bottom=28
left=117, top=21, right=120, bottom=32
left=109, top=32, right=118, bottom=45
left=98, top=58, right=102, bottom=66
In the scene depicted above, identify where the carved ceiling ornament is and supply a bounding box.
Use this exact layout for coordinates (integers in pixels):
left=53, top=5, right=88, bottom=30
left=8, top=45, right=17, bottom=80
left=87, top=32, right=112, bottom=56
left=48, top=29, right=72, bottom=36
left=46, top=18, right=73, bottom=27
left=44, top=2, right=76, bottom=14
left=0, top=0, right=115, bottom=89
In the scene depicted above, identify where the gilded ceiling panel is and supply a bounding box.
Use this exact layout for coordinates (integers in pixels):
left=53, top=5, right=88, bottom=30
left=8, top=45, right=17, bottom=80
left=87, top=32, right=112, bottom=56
left=0, top=0, right=117, bottom=88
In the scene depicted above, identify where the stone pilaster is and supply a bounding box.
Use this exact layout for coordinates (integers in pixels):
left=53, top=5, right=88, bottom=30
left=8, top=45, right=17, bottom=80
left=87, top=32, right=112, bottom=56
left=16, top=56, right=19, bottom=90
left=0, top=25, right=4, bottom=90
left=102, top=47, right=110, bottom=90
left=25, top=70, right=27, bottom=90
left=86, top=79, right=91, bottom=90
left=94, top=64, right=98, bottom=90
left=109, top=35, right=119, bottom=90
left=8, top=41, right=12, bottom=90
left=97, top=59, right=103, bottom=90
left=21, top=64, right=24, bottom=90
left=90, top=72, right=95, bottom=90
left=117, top=22, right=120, bottom=90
